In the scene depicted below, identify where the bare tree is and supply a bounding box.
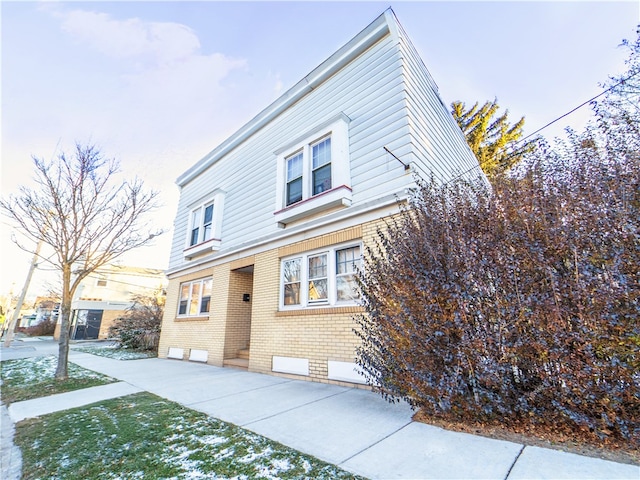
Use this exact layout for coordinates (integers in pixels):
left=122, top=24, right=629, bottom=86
left=0, top=143, right=163, bottom=379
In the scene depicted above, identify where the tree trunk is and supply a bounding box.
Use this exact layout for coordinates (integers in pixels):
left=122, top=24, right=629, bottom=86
left=55, top=264, right=72, bottom=380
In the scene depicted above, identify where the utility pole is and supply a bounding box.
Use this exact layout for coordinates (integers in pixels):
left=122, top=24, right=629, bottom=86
left=3, top=240, right=43, bottom=347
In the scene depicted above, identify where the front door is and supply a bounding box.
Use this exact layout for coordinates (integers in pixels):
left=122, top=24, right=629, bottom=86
left=73, top=309, right=103, bottom=339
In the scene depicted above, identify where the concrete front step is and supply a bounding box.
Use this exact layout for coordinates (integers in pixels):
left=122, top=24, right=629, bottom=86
left=223, top=358, right=249, bottom=370
left=237, top=349, right=250, bottom=360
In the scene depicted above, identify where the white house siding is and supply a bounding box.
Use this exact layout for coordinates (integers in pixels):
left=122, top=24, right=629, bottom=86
left=168, top=23, right=414, bottom=271
left=395, top=24, right=480, bottom=183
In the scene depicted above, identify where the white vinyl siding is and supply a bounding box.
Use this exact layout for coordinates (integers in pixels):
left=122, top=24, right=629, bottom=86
left=167, top=11, right=484, bottom=272
left=169, top=36, right=403, bottom=269
left=396, top=24, right=479, bottom=182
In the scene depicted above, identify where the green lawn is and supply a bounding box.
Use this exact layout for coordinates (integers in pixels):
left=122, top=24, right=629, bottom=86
left=16, top=392, right=363, bottom=479
left=0, top=355, right=116, bottom=404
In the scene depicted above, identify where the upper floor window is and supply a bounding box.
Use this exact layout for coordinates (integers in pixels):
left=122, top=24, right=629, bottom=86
left=312, top=136, right=332, bottom=196
left=178, top=278, right=212, bottom=316
left=184, top=191, right=225, bottom=259
left=275, top=114, right=351, bottom=226
left=96, top=277, right=108, bottom=287
left=284, top=136, right=333, bottom=208
left=190, top=202, right=214, bottom=246
left=280, top=244, right=361, bottom=309
left=286, top=152, right=304, bottom=206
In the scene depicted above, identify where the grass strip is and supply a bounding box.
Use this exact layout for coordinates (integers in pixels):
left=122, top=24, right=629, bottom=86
left=73, top=345, right=156, bottom=360
left=0, top=355, right=116, bottom=405
left=16, top=392, right=364, bottom=479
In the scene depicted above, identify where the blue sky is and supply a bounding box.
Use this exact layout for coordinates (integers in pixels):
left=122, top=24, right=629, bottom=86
left=1, top=1, right=638, bottom=296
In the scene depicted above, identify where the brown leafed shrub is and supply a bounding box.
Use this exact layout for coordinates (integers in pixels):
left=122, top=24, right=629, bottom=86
left=108, top=295, right=164, bottom=352
left=23, top=318, right=56, bottom=336
left=355, top=119, right=639, bottom=446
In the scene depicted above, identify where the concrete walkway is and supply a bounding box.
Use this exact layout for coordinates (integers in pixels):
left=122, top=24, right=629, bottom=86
left=1, top=339, right=638, bottom=480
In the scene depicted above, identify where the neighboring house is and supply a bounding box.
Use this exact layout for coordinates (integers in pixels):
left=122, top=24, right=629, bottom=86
left=54, top=265, right=167, bottom=341
left=34, top=297, right=59, bottom=325
left=19, top=296, right=60, bottom=327
left=158, top=10, right=482, bottom=384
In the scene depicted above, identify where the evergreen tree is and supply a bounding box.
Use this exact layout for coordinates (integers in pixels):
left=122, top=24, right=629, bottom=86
left=451, top=99, right=537, bottom=178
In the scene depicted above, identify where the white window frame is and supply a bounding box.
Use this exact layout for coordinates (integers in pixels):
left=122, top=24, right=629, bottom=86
left=274, top=113, right=351, bottom=226
left=177, top=278, right=213, bottom=317
left=184, top=191, right=225, bottom=259
left=279, top=243, right=362, bottom=310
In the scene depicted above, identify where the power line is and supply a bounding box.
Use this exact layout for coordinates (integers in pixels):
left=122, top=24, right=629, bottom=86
left=438, top=70, right=640, bottom=185
left=515, top=69, right=640, bottom=147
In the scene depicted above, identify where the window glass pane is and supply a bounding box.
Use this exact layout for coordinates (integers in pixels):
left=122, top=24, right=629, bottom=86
left=286, top=153, right=303, bottom=206
left=312, top=138, right=331, bottom=195
left=283, top=258, right=301, bottom=283
left=309, top=279, right=328, bottom=301
left=308, top=254, right=328, bottom=302
left=308, top=254, right=327, bottom=278
left=202, top=204, right=214, bottom=241
left=312, top=137, right=331, bottom=168
left=336, top=276, right=359, bottom=301
left=190, top=228, right=200, bottom=246
left=287, top=177, right=303, bottom=206
left=336, top=246, right=360, bottom=274
left=190, top=208, right=202, bottom=246
left=203, top=204, right=214, bottom=223
left=286, top=153, right=303, bottom=181
left=312, top=163, right=331, bottom=195
left=336, top=246, right=361, bottom=301
left=189, top=282, right=201, bottom=315
left=200, top=278, right=212, bottom=313
left=202, top=225, right=212, bottom=242
left=178, top=284, right=190, bottom=315
left=283, top=258, right=301, bottom=305
left=284, top=283, right=301, bottom=306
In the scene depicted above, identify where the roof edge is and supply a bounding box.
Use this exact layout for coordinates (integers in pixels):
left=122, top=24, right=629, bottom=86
left=176, top=9, right=396, bottom=187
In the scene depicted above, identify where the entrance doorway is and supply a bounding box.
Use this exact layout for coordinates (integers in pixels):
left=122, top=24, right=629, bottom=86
left=72, top=309, right=103, bottom=340
left=223, top=265, right=254, bottom=369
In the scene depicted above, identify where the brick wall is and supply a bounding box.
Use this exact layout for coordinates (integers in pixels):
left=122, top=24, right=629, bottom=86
left=158, top=219, right=386, bottom=383
left=97, top=310, right=123, bottom=339
left=223, top=269, right=253, bottom=358
left=157, top=266, right=223, bottom=363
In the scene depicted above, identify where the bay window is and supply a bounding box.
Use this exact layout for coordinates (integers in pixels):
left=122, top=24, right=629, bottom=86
left=274, top=113, right=351, bottom=226
left=184, top=191, right=225, bottom=259
left=280, top=244, right=361, bottom=309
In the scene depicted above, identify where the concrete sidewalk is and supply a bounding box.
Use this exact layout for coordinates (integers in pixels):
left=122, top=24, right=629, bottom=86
left=2, top=340, right=639, bottom=479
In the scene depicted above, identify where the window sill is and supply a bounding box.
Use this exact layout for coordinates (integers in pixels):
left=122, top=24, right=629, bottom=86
left=183, top=238, right=221, bottom=260
left=274, top=185, right=352, bottom=227
left=276, top=305, right=364, bottom=317
left=175, top=316, right=210, bottom=322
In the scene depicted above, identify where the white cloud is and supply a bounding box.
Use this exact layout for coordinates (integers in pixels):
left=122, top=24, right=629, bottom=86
left=41, top=6, right=249, bottom=163
left=56, top=9, right=200, bottom=66
left=0, top=6, right=258, bottom=293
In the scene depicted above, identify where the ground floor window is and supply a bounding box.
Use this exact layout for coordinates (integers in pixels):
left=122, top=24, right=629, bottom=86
left=178, top=278, right=212, bottom=316
left=280, top=244, right=361, bottom=309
